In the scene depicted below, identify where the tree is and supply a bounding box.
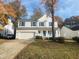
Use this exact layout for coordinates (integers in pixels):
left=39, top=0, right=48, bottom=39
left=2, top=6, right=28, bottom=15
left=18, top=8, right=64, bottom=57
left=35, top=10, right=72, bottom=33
left=9, top=0, right=27, bottom=19
left=42, top=0, right=57, bottom=39
left=31, top=8, right=43, bottom=21
left=7, top=0, right=27, bottom=39
left=54, top=16, right=64, bottom=28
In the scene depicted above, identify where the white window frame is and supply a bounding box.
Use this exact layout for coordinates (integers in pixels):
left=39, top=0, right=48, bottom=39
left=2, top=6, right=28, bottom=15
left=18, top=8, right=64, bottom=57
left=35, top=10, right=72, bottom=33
left=19, top=21, right=25, bottom=26
left=31, top=21, right=37, bottom=26
left=48, top=31, right=52, bottom=36
left=49, top=22, right=52, bottom=26
left=39, top=22, right=45, bottom=26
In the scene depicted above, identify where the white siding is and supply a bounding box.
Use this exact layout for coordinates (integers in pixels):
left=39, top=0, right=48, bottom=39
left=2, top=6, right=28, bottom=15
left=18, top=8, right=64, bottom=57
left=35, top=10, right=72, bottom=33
left=25, top=22, right=31, bottom=27
left=16, top=30, right=37, bottom=40
left=61, top=26, right=79, bottom=39
left=17, top=14, right=60, bottom=38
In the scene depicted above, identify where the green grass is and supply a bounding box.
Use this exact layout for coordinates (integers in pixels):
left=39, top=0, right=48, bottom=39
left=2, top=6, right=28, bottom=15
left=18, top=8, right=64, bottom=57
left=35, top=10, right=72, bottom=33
left=15, top=40, right=79, bottom=59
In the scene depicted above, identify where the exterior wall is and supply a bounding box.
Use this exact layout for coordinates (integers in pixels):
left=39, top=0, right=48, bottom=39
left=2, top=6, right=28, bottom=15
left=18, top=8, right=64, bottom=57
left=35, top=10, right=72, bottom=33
left=61, top=26, right=79, bottom=39
left=16, top=29, right=52, bottom=39
left=25, top=22, right=31, bottom=27
left=18, top=21, right=31, bottom=28
left=17, top=15, right=60, bottom=38
left=37, top=15, right=52, bottom=28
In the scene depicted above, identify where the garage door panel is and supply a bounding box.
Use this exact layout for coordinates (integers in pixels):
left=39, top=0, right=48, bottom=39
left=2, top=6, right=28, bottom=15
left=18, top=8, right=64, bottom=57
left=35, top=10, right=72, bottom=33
left=16, top=32, right=34, bottom=40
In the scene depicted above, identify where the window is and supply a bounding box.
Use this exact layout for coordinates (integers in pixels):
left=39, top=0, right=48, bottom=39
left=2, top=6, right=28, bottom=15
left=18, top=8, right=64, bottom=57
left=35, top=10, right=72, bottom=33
left=38, top=31, right=40, bottom=33
left=48, top=31, right=51, bottom=36
left=19, top=21, right=25, bottom=26
left=49, top=22, right=52, bottom=26
left=43, top=31, right=46, bottom=36
left=31, top=22, right=37, bottom=26
left=39, top=22, right=44, bottom=26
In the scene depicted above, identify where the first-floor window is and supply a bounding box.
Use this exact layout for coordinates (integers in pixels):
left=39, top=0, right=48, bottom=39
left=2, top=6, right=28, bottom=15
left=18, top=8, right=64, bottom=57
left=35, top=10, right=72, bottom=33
left=38, top=31, right=40, bottom=34
left=43, top=31, right=46, bottom=36
left=48, top=31, right=52, bottom=36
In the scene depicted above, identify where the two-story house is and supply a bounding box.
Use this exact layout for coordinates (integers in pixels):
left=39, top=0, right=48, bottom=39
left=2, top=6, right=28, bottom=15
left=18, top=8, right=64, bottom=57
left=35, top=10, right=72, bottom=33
left=16, top=14, right=61, bottom=39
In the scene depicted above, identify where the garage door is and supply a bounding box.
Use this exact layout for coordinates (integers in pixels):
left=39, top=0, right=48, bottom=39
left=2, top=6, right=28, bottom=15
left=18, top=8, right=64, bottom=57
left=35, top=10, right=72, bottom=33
left=16, top=32, right=35, bottom=40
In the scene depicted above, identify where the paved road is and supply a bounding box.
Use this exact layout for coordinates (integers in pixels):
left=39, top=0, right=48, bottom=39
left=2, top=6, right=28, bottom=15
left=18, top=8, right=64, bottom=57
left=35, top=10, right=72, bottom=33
left=0, top=39, right=33, bottom=59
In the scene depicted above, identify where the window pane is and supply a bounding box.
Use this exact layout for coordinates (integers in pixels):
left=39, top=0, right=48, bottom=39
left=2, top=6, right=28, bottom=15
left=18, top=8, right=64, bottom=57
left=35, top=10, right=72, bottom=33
left=31, top=22, right=37, bottom=26
left=39, top=22, right=44, bottom=26
left=48, top=31, right=51, bottom=36
left=38, top=31, right=40, bottom=33
left=49, top=22, right=52, bottom=26
left=19, top=21, right=25, bottom=26
left=43, top=31, right=46, bottom=36
left=22, top=22, right=25, bottom=26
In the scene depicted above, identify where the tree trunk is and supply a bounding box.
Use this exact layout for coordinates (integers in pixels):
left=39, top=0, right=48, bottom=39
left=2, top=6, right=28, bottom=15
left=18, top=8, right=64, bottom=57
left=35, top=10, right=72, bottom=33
left=13, top=26, right=16, bottom=39
left=51, top=5, right=55, bottom=40
left=52, top=15, right=55, bottom=40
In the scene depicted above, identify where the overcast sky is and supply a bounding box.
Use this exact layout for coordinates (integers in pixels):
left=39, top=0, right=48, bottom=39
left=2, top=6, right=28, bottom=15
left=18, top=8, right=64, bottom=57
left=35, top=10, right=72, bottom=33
left=21, top=0, right=79, bottom=20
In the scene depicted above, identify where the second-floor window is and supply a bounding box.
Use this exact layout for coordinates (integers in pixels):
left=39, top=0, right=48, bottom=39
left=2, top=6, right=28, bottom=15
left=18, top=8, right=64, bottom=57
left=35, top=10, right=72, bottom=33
left=19, top=21, right=25, bottom=26
left=31, top=22, right=37, bottom=26
left=39, top=22, right=44, bottom=26
left=49, top=22, right=52, bottom=26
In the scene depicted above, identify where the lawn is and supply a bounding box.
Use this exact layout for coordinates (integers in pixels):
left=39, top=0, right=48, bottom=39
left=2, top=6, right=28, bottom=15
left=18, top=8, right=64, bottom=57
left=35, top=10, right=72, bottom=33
left=15, top=40, right=79, bottom=59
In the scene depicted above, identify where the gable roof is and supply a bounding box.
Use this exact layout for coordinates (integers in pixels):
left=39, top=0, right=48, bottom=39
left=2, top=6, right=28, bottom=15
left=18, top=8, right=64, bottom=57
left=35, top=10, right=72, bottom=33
left=38, top=14, right=50, bottom=22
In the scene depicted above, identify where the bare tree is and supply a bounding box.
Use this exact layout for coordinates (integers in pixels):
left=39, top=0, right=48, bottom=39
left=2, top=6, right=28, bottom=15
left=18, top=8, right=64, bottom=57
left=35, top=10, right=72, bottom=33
left=42, top=0, right=57, bottom=39
left=31, top=8, right=43, bottom=21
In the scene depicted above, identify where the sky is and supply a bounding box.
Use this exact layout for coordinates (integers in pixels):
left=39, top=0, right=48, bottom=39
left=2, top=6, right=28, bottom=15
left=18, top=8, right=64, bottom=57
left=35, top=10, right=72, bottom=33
left=21, top=0, right=79, bottom=20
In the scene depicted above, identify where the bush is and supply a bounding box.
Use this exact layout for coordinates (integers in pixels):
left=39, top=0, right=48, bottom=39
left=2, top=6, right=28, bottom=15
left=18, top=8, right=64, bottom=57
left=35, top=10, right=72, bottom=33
left=72, top=37, right=79, bottom=43
left=49, top=37, right=53, bottom=40
left=55, top=37, right=65, bottom=43
left=35, top=36, right=42, bottom=39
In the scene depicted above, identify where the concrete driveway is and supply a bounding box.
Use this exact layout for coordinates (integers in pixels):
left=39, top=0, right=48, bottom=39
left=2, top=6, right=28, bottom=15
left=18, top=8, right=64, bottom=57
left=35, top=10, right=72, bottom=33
left=0, top=39, right=33, bottom=59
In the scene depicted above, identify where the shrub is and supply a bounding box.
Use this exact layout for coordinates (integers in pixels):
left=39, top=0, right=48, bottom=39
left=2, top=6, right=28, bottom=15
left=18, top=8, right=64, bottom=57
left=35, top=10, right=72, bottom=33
left=44, top=37, right=53, bottom=40
left=72, top=37, right=79, bottom=43
left=55, top=37, right=65, bottom=43
left=49, top=37, right=53, bottom=40
left=35, top=36, right=42, bottom=39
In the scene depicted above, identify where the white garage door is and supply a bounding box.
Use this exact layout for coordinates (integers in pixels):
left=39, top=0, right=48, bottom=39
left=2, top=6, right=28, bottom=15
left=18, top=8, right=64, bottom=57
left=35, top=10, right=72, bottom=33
left=16, top=32, right=35, bottom=40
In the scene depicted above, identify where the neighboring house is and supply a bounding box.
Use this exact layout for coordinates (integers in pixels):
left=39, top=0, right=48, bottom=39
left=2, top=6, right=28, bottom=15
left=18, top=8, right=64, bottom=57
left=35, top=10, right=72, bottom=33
left=60, top=26, right=79, bottom=39
left=62, top=18, right=79, bottom=39
left=0, top=17, right=15, bottom=38
left=64, top=16, right=79, bottom=28
left=16, top=14, right=61, bottom=39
